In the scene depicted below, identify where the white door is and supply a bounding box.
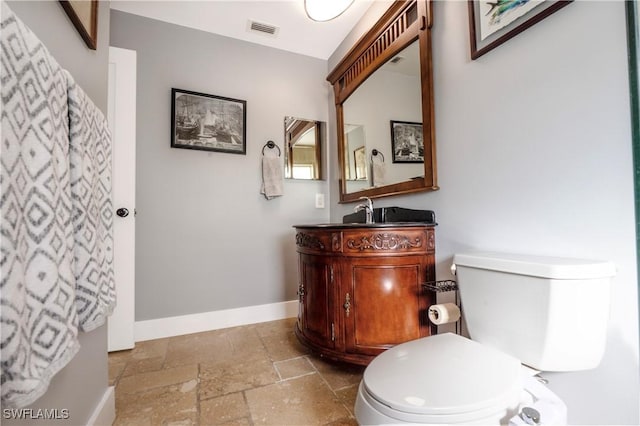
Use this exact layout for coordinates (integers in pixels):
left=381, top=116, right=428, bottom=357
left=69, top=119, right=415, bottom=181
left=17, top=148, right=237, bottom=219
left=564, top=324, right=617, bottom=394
left=107, top=46, right=137, bottom=352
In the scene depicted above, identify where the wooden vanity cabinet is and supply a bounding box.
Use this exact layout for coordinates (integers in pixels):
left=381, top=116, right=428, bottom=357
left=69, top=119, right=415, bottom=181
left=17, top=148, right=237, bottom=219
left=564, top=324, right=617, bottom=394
left=294, top=225, right=436, bottom=365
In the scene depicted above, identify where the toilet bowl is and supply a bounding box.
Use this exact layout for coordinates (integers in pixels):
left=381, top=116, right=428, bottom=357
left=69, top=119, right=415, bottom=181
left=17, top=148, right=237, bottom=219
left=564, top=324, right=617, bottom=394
left=354, top=333, right=567, bottom=425
left=354, top=252, right=615, bottom=425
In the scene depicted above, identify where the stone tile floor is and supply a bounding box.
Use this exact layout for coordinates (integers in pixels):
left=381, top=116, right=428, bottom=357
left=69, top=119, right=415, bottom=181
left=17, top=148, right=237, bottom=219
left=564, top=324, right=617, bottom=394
left=108, top=318, right=365, bottom=425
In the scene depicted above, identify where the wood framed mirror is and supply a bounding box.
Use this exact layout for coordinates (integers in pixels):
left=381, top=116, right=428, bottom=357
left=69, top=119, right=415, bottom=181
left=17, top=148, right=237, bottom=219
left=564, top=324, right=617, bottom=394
left=327, top=0, right=437, bottom=203
left=284, top=116, right=323, bottom=180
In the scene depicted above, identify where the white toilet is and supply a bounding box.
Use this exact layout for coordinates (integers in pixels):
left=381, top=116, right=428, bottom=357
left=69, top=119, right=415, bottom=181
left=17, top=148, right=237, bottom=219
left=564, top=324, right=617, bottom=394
left=355, top=251, right=616, bottom=425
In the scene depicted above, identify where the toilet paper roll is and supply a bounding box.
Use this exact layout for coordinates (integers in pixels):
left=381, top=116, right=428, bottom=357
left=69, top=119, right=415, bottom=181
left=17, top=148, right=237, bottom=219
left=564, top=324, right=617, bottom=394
left=428, top=303, right=461, bottom=325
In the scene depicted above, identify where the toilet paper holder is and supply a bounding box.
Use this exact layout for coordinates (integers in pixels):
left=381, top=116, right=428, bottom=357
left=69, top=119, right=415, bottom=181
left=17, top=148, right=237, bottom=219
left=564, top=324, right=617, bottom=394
left=422, top=280, right=461, bottom=335
left=423, top=280, right=458, bottom=293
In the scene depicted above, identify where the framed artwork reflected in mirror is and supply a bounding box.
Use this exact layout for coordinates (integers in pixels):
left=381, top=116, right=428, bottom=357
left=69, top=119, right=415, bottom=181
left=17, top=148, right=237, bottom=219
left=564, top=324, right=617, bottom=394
left=354, top=146, right=367, bottom=180
left=391, top=120, right=423, bottom=163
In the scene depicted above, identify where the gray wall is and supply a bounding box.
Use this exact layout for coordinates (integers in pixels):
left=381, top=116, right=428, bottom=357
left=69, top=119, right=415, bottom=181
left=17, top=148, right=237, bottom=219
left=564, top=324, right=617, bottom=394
left=4, top=1, right=111, bottom=424
left=110, top=10, right=330, bottom=321
left=329, top=1, right=639, bottom=424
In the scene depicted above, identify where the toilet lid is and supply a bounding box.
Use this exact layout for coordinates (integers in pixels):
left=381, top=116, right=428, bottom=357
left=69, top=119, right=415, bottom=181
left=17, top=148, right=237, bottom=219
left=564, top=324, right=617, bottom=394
left=363, top=333, right=523, bottom=416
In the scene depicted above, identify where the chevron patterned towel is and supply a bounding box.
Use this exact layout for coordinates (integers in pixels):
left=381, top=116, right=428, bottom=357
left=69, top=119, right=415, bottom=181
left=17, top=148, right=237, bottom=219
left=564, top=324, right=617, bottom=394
left=0, top=2, right=80, bottom=408
left=66, top=70, right=116, bottom=332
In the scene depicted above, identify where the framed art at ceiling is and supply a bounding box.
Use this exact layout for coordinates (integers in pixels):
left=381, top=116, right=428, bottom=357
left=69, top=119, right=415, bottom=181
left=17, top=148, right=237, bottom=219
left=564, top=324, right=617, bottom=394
left=59, top=0, right=98, bottom=50
left=468, top=0, right=572, bottom=59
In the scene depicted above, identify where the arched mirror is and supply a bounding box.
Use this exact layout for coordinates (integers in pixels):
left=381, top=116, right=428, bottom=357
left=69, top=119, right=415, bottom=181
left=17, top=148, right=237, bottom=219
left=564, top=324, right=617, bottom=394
left=284, top=116, right=323, bottom=180
left=327, top=0, right=437, bottom=203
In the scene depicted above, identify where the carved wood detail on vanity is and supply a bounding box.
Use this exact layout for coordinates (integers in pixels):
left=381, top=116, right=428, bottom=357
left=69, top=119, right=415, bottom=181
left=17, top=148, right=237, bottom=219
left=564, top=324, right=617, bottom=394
left=427, top=230, right=435, bottom=250
left=293, top=224, right=436, bottom=365
left=295, top=232, right=326, bottom=251
left=331, top=232, right=342, bottom=252
left=346, top=233, right=423, bottom=251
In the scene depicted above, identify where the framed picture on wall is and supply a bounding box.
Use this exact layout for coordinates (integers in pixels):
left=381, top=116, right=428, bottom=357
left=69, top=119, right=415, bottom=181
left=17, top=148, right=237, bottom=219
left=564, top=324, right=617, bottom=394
left=171, top=88, right=247, bottom=155
left=354, top=146, right=367, bottom=180
left=468, top=0, right=572, bottom=59
left=391, top=120, right=424, bottom=163
left=59, top=0, right=98, bottom=50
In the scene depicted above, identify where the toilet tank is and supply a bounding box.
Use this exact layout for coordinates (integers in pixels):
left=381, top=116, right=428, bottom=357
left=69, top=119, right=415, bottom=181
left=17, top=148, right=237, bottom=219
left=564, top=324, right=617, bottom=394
left=453, top=252, right=616, bottom=372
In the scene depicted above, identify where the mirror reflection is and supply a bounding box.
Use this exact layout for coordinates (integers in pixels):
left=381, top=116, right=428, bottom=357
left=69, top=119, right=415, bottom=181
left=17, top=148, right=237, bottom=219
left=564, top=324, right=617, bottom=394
left=344, top=124, right=368, bottom=190
left=284, top=117, right=323, bottom=180
left=342, top=40, right=422, bottom=194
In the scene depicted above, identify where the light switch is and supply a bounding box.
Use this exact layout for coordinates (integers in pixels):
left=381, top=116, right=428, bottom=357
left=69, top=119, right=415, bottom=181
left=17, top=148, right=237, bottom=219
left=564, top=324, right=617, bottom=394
left=315, top=193, right=325, bottom=209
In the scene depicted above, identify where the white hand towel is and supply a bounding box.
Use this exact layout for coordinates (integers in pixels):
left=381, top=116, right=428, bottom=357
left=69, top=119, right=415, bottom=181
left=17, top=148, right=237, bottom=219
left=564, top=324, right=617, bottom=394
left=372, top=162, right=387, bottom=187
left=261, top=156, right=283, bottom=199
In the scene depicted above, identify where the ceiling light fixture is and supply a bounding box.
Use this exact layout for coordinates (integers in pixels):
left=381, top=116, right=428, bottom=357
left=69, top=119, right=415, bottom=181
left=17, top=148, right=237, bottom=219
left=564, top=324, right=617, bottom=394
left=304, top=0, right=355, bottom=22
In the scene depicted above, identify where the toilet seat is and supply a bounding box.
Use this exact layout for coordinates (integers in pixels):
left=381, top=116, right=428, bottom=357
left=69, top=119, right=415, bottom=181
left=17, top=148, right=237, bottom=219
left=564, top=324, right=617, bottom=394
left=360, top=333, right=524, bottom=423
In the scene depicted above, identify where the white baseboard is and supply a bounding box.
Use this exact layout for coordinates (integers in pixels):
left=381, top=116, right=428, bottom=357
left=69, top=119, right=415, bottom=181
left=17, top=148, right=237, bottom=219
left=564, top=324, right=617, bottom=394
left=87, top=385, right=115, bottom=426
left=134, top=300, right=298, bottom=342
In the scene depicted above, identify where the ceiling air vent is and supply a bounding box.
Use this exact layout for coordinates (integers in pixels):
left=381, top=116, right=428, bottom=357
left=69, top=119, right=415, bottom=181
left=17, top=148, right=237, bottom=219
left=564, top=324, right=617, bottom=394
left=248, top=20, right=279, bottom=37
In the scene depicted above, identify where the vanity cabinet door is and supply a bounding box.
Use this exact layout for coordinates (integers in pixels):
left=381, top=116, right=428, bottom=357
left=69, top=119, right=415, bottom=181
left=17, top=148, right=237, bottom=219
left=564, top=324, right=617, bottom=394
left=297, top=253, right=336, bottom=349
left=341, top=255, right=433, bottom=356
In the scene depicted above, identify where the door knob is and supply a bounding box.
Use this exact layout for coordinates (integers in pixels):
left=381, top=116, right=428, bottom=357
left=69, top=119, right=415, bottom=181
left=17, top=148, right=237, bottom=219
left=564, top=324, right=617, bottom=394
left=116, top=208, right=129, bottom=217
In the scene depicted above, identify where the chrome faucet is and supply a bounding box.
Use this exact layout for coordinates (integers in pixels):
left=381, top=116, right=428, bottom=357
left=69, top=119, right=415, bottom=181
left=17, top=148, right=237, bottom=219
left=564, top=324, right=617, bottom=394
left=355, top=196, right=374, bottom=224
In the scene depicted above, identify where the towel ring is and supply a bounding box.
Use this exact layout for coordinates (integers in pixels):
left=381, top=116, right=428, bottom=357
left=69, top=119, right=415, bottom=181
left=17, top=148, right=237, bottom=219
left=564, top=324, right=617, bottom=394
left=262, top=140, right=281, bottom=157
left=371, top=149, right=385, bottom=162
